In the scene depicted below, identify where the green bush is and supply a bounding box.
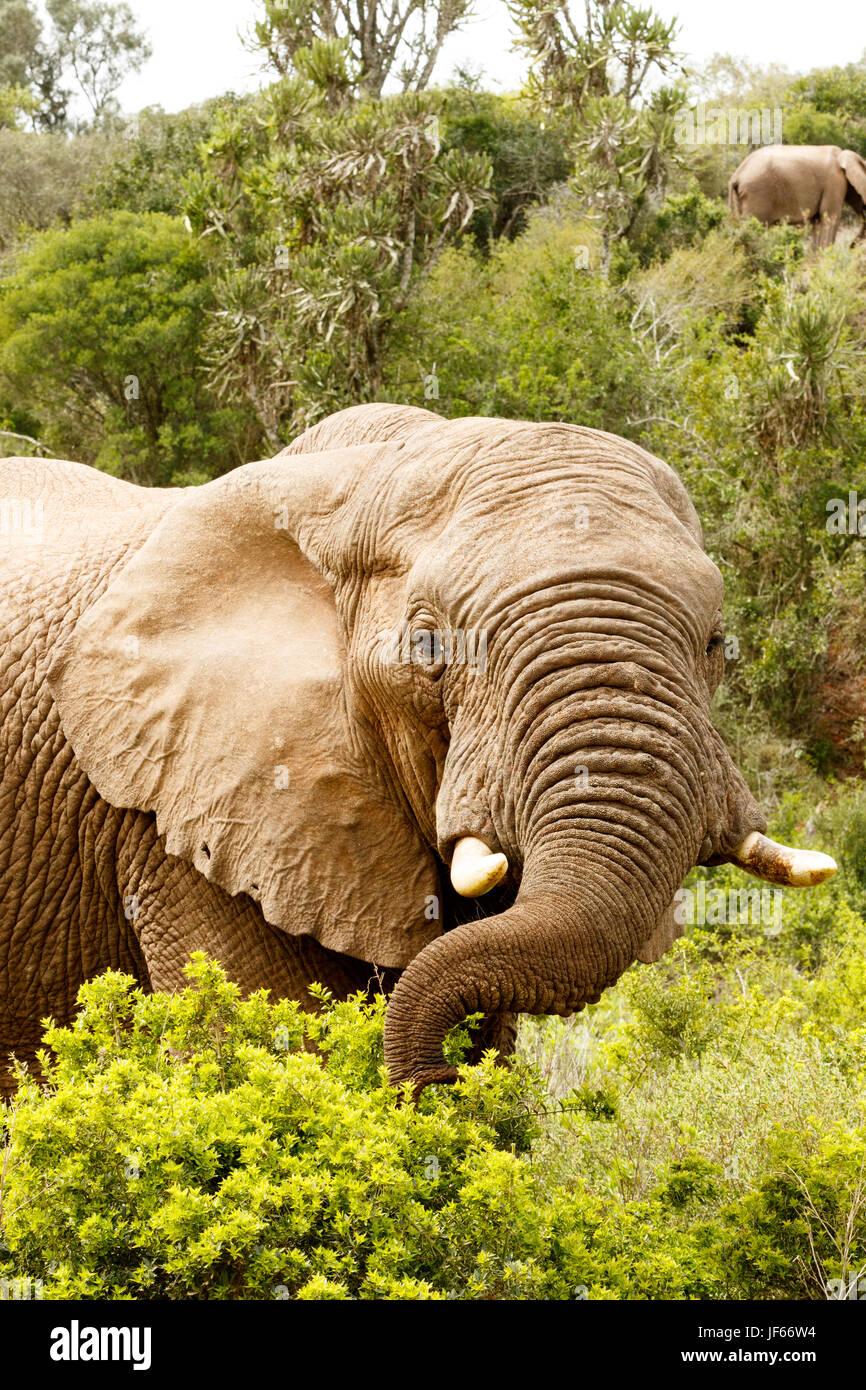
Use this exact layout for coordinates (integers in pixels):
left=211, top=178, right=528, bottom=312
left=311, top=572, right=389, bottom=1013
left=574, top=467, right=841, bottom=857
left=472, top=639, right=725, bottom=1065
left=0, top=210, right=259, bottom=482
left=625, top=187, right=727, bottom=269
left=440, top=89, right=572, bottom=248
left=3, top=910, right=865, bottom=1303
left=0, top=954, right=736, bottom=1303
left=0, top=957, right=563, bottom=1300
left=722, top=1126, right=866, bottom=1300
left=88, top=101, right=238, bottom=218
left=384, top=205, right=653, bottom=431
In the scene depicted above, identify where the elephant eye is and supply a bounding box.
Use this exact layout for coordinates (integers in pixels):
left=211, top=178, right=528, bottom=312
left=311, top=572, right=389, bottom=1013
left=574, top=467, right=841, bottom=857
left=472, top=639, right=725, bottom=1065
left=706, top=634, right=724, bottom=659
left=410, top=628, right=447, bottom=675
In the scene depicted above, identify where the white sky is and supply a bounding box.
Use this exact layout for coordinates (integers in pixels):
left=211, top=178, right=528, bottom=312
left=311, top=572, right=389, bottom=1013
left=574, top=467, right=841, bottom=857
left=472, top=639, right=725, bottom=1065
left=97, top=0, right=865, bottom=114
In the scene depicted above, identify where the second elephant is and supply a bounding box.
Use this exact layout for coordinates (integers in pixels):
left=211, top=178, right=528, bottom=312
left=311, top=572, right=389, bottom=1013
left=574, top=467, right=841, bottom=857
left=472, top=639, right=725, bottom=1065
left=729, top=143, right=866, bottom=247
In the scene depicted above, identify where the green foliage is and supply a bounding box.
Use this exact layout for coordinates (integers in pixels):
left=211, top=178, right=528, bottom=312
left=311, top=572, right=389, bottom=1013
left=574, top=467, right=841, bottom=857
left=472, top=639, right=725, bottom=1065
left=616, top=938, right=724, bottom=1063
left=619, top=228, right=866, bottom=750
left=787, top=62, right=866, bottom=155
left=0, top=0, right=42, bottom=92
left=4, top=890, right=864, bottom=1303
left=722, top=1127, right=866, bottom=1299
left=569, top=84, right=688, bottom=268
left=519, top=880, right=866, bottom=1299
left=441, top=88, right=572, bottom=246
left=184, top=82, right=491, bottom=446
left=628, top=227, right=752, bottom=349
left=247, top=0, right=474, bottom=103
left=0, top=125, right=112, bottom=248
left=0, top=210, right=258, bottom=481
left=509, top=0, right=682, bottom=114
left=0, top=0, right=150, bottom=131
left=731, top=217, right=805, bottom=281
left=88, top=100, right=239, bottom=217
left=46, top=0, right=151, bottom=125
left=782, top=103, right=851, bottom=150
left=0, top=956, right=558, bottom=1301
left=507, top=1, right=686, bottom=269
left=385, top=204, right=651, bottom=427
left=626, top=187, right=726, bottom=269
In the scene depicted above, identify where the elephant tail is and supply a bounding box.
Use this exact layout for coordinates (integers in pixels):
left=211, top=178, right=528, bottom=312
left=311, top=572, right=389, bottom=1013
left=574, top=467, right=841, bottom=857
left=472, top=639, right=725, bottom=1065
left=728, top=178, right=743, bottom=219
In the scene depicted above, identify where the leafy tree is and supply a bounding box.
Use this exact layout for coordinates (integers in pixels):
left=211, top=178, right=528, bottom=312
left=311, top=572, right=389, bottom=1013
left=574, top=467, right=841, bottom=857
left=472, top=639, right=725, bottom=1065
left=693, top=56, right=866, bottom=160
left=0, top=211, right=258, bottom=482
left=624, top=186, right=726, bottom=269
left=786, top=62, right=866, bottom=155
left=781, top=102, right=851, bottom=150
left=441, top=86, right=572, bottom=246
left=0, top=0, right=41, bottom=89
left=186, top=81, right=490, bottom=445
left=0, top=0, right=69, bottom=129
left=570, top=84, right=686, bottom=269
left=0, top=0, right=150, bottom=131
left=0, top=81, right=35, bottom=128
left=0, top=126, right=113, bottom=248
left=47, top=0, right=151, bottom=123
left=508, top=2, right=686, bottom=272
left=508, top=0, right=681, bottom=115
left=88, top=99, right=244, bottom=216
left=384, top=204, right=653, bottom=427
left=248, top=0, right=474, bottom=102
left=687, top=52, right=794, bottom=109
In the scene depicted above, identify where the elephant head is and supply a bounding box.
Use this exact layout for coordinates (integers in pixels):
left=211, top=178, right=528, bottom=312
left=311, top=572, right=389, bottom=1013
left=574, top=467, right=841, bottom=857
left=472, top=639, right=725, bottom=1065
left=840, top=149, right=866, bottom=224
left=49, top=404, right=836, bottom=1094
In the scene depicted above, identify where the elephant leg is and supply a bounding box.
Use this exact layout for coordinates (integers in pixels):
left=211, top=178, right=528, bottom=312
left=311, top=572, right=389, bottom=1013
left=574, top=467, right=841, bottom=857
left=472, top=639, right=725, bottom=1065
left=814, top=199, right=842, bottom=248
left=0, top=1019, right=51, bottom=1098
left=0, top=748, right=150, bottom=1098
left=116, top=811, right=395, bottom=1006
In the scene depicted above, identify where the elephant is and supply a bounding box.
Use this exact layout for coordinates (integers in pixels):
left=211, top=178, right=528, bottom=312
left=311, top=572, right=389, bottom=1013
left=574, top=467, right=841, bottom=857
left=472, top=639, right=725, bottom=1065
left=729, top=144, right=866, bottom=248
left=0, top=403, right=836, bottom=1098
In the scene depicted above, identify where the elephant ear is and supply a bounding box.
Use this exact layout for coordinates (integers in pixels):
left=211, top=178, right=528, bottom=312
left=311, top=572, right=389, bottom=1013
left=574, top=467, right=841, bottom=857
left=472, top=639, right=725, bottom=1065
left=48, top=448, right=440, bottom=968
left=841, top=150, right=866, bottom=205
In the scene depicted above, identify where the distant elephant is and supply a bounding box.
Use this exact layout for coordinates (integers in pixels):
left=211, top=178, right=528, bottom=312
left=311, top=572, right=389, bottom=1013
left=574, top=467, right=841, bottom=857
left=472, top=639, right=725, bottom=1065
left=0, top=404, right=836, bottom=1098
left=729, top=144, right=866, bottom=248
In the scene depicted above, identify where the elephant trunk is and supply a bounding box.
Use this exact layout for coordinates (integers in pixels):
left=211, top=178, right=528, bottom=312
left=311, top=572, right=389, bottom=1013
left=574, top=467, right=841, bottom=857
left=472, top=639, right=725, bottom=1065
left=384, top=735, right=706, bottom=1093
left=383, top=850, right=673, bottom=1094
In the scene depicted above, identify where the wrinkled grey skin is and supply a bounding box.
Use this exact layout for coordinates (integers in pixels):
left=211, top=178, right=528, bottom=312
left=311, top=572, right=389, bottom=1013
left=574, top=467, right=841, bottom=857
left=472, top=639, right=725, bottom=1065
left=729, top=144, right=866, bottom=247
left=0, top=404, right=767, bottom=1097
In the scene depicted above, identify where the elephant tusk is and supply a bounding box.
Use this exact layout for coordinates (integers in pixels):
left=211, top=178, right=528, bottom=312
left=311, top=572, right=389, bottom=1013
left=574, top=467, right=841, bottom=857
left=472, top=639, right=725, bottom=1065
left=732, top=831, right=837, bottom=887
left=450, top=836, right=509, bottom=897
